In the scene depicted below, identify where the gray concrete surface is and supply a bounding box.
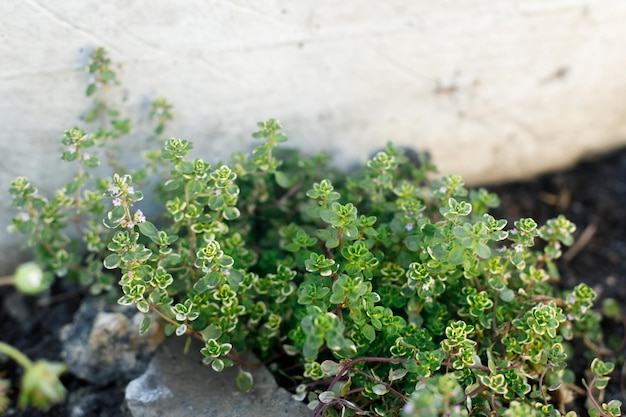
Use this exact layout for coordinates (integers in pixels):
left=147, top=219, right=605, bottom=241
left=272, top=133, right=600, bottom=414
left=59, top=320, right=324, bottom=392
left=3, top=1, right=626, bottom=274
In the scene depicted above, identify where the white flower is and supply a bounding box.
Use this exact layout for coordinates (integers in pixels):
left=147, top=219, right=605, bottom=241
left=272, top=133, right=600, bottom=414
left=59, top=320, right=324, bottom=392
left=135, top=210, right=146, bottom=223
left=405, top=223, right=414, bottom=232
left=422, top=278, right=435, bottom=292
left=112, top=198, right=122, bottom=207
left=68, top=145, right=77, bottom=154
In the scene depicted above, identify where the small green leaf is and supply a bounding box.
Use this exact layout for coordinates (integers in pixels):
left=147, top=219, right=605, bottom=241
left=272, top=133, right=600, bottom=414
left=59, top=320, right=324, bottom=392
left=103, top=254, right=121, bottom=269
left=499, top=288, right=515, bottom=302
left=320, top=360, right=341, bottom=376
left=274, top=171, right=290, bottom=188
left=362, top=324, right=376, bottom=342
left=139, top=315, right=152, bottom=335
left=100, top=69, right=116, bottom=81
left=476, top=243, right=491, bottom=259
left=163, top=179, right=181, bottom=191
left=86, top=83, right=97, bottom=96
left=138, top=221, right=159, bottom=242
left=404, top=235, right=421, bottom=251
left=164, top=323, right=176, bottom=336
left=223, top=206, right=240, bottom=220
left=209, top=194, right=225, bottom=210
left=236, top=369, right=254, bottom=393
left=137, top=300, right=150, bottom=313
left=389, top=368, right=408, bottom=382
left=318, top=391, right=336, bottom=403
left=448, top=247, right=465, bottom=265
left=372, top=384, right=388, bottom=396
left=211, top=359, right=225, bottom=372
left=404, top=358, right=419, bottom=373
left=175, top=323, right=187, bottom=336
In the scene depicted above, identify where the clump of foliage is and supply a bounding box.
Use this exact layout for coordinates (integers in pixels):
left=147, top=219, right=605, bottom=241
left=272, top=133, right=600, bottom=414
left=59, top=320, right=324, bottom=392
left=7, top=47, right=623, bottom=416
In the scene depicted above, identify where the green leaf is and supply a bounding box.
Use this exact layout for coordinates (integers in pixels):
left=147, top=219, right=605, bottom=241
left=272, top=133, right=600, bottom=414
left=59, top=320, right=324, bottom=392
left=209, top=194, right=225, bottom=210
left=100, top=69, right=116, bottom=81
left=372, top=384, right=388, bottom=396
left=303, top=335, right=323, bottom=360
left=404, top=235, right=421, bottom=251
left=200, top=324, right=222, bottom=341
left=325, top=237, right=340, bottom=249
left=320, top=360, right=341, bottom=376
left=164, top=323, right=176, bottom=336
left=86, top=83, right=97, bottom=96
left=236, top=369, right=254, bottom=393
left=389, top=368, right=408, bottom=382
left=64, top=181, right=80, bottom=194
left=404, top=359, right=419, bottom=373
left=318, top=391, right=336, bottom=404
left=362, top=324, right=376, bottom=342
left=452, top=225, right=469, bottom=239
left=319, top=209, right=336, bottom=225
left=138, top=221, right=159, bottom=242
left=211, top=359, right=225, bottom=372
left=448, top=247, right=465, bottom=265
left=103, top=254, right=121, bottom=269
left=476, top=243, right=491, bottom=259
left=274, top=171, right=290, bottom=188
left=499, top=288, right=515, bottom=302
left=137, top=300, right=150, bottom=313
left=139, top=315, right=152, bottom=335
left=223, top=206, right=240, bottom=220
left=163, top=179, right=181, bottom=191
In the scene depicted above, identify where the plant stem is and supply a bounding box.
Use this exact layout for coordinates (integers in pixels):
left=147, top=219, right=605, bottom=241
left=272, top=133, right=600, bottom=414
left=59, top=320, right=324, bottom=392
left=0, top=342, right=33, bottom=370
left=0, top=275, right=13, bottom=287
left=327, top=357, right=406, bottom=393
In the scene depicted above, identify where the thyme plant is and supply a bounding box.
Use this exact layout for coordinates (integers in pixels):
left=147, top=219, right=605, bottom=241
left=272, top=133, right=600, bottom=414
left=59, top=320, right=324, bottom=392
left=6, top=47, right=623, bottom=416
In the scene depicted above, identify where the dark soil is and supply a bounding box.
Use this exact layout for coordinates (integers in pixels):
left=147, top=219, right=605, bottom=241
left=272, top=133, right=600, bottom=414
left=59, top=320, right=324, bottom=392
left=0, top=283, right=129, bottom=417
left=1, top=147, right=625, bottom=416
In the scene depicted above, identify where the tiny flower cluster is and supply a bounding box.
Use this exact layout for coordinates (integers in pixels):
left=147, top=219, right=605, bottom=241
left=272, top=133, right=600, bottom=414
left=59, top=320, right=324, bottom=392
left=104, top=174, right=145, bottom=229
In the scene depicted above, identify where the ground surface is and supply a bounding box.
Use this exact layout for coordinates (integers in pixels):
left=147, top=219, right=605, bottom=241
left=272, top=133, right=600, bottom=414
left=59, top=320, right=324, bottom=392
left=1, top=147, right=625, bottom=416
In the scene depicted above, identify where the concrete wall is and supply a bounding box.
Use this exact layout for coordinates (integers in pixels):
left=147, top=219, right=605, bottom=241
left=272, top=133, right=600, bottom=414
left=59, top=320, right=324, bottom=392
left=2, top=1, right=626, bottom=274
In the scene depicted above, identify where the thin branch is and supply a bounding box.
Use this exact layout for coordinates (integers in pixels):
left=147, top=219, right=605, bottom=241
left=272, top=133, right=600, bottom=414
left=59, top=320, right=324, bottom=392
left=563, top=223, right=597, bottom=263
left=256, top=181, right=304, bottom=211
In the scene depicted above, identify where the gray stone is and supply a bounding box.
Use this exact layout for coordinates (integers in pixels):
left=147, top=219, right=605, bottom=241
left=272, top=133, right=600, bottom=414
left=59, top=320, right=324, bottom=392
left=125, top=337, right=310, bottom=417
left=60, top=297, right=164, bottom=385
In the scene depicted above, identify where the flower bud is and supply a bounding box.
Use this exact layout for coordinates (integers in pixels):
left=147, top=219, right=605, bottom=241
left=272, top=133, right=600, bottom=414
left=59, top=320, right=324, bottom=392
left=13, top=262, right=49, bottom=295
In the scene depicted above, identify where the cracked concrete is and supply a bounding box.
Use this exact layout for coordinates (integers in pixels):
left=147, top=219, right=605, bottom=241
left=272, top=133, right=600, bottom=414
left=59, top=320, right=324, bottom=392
left=2, top=1, right=626, bottom=274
